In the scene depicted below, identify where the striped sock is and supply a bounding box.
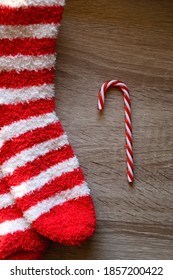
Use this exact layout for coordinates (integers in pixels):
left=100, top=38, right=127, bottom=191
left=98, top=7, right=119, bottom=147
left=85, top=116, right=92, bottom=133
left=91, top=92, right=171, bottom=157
left=0, top=173, right=47, bottom=260
left=0, top=0, right=96, bottom=245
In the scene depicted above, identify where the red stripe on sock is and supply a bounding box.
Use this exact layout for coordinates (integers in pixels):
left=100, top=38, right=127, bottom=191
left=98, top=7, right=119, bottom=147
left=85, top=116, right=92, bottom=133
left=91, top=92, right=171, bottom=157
left=7, top=145, right=74, bottom=187
left=0, top=122, right=63, bottom=165
left=0, top=6, right=64, bottom=25
left=0, top=228, right=47, bottom=260
left=0, top=68, right=54, bottom=88
left=0, top=205, right=23, bottom=224
left=0, top=180, right=9, bottom=195
left=7, top=250, right=44, bottom=260
left=16, top=169, right=85, bottom=211
left=0, top=98, right=55, bottom=128
left=0, top=38, right=56, bottom=56
left=32, top=196, right=95, bottom=245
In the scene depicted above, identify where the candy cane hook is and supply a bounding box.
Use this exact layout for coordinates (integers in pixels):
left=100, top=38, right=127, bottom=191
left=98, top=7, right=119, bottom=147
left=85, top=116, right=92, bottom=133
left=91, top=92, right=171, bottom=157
left=97, top=80, right=134, bottom=183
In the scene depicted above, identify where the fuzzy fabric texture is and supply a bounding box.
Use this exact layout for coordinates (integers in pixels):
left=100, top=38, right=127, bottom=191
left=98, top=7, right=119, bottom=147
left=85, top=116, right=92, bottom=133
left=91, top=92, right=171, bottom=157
left=0, top=0, right=96, bottom=251
left=0, top=175, right=47, bottom=260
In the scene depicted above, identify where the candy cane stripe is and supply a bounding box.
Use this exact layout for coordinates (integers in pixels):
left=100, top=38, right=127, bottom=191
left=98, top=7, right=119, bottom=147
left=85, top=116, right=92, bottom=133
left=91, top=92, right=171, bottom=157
left=127, top=156, right=133, bottom=171
left=126, top=136, right=133, bottom=151
left=126, top=145, right=133, bottom=158
left=125, top=124, right=132, bottom=139
left=125, top=120, right=132, bottom=133
left=125, top=111, right=131, bottom=125
left=126, top=131, right=133, bottom=147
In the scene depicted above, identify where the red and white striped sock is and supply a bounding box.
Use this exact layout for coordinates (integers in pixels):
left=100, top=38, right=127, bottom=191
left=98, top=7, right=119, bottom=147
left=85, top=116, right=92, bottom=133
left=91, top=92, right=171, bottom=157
left=0, top=174, right=47, bottom=260
left=0, top=0, right=96, bottom=245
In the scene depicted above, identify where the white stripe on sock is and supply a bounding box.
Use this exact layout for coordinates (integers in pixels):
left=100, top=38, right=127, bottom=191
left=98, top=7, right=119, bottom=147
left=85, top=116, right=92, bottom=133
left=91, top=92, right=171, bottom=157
left=0, top=84, right=54, bottom=105
left=24, top=182, right=90, bottom=223
left=0, top=54, right=56, bottom=72
left=0, top=193, right=14, bottom=209
left=11, top=157, right=79, bottom=199
left=0, top=112, right=57, bottom=149
left=0, top=24, right=59, bottom=40
left=2, top=135, right=69, bottom=177
left=0, top=218, right=29, bottom=236
left=0, top=0, right=65, bottom=8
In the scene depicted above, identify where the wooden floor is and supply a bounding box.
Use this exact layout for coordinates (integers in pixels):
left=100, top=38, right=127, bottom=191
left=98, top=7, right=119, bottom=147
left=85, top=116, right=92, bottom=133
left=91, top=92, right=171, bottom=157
left=44, top=0, right=173, bottom=259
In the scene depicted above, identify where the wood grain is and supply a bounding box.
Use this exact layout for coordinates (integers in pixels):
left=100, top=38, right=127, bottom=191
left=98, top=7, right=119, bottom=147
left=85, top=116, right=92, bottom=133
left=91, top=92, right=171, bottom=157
left=44, top=0, right=173, bottom=259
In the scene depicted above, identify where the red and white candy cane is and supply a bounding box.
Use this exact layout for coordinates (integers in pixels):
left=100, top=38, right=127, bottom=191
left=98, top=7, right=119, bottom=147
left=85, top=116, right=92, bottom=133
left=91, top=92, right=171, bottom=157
left=97, top=80, right=134, bottom=183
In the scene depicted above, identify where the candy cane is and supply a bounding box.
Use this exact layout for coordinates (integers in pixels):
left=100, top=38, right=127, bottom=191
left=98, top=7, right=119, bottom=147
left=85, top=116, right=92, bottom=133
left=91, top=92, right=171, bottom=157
left=97, top=80, right=134, bottom=183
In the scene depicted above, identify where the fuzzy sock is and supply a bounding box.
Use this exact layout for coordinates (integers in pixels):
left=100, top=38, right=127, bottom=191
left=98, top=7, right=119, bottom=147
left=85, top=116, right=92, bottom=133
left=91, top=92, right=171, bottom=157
left=0, top=174, right=47, bottom=260
left=0, top=0, right=96, bottom=245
